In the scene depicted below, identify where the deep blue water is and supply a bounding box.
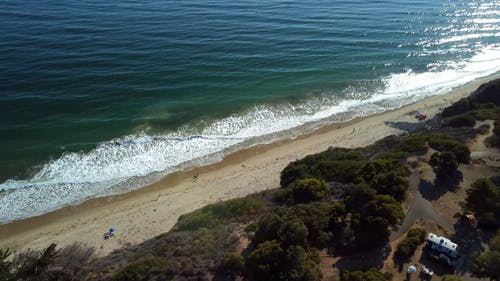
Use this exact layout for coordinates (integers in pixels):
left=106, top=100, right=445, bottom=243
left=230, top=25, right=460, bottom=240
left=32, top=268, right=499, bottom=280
left=1, top=0, right=499, bottom=222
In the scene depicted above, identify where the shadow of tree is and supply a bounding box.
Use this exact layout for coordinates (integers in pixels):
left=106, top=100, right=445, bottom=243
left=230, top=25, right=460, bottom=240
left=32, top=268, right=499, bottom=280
left=419, top=170, right=463, bottom=201
left=418, top=180, right=446, bottom=201
left=433, top=170, right=463, bottom=191
left=334, top=244, right=392, bottom=274
left=392, top=251, right=408, bottom=273
left=449, top=217, right=492, bottom=275
left=385, top=121, right=427, bottom=134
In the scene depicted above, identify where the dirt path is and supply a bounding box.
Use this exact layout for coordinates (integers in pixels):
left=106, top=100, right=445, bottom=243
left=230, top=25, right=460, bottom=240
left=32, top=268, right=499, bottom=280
left=390, top=168, right=454, bottom=241
left=470, top=120, right=500, bottom=166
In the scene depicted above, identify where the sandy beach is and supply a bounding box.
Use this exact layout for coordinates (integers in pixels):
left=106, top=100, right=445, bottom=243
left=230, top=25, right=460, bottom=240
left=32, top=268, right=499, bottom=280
left=1, top=75, right=499, bottom=257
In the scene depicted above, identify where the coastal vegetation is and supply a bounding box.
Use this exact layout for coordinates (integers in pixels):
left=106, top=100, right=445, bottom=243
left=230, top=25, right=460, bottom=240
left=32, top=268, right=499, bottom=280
left=1, top=79, right=500, bottom=280
left=341, top=268, right=393, bottom=281
left=470, top=232, right=500, bottom=281
left=463, top=178, right=500, bottom=229
left=0, top=243, right=94, bottom=281
left=395, top=228, right=427, bottom=258
left=442, top=79, right=500, bottom=148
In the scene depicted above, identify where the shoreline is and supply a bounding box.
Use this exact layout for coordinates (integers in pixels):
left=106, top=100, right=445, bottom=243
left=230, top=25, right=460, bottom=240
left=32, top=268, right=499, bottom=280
left=1, top=74, right=499, bottom=256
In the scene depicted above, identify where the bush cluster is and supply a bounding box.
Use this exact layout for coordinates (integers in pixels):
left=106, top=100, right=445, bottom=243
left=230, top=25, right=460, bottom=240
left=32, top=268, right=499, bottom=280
left=114, top=258, right=168, bottom=281
left=471, top=232, right=500, bottom=280
left=443, top=114, right=476, bottom=127
left=245, top=201, right=350, bottom=281
left=463, top=178, right=499, bottom=229
left=427, top=135, right=471, bottom=164
left=280, top=178, right=330, bottom=205
left=395, top=228, right=427, bottom=258
left=174, top=197, right=266, bottom=231
left=341, top=268, right=393, bottom=281
left=440, top=79, right=500, bottom=149
left=280, top=147, right=364, bottom=188
left=0, top=243, right=94, bottom=281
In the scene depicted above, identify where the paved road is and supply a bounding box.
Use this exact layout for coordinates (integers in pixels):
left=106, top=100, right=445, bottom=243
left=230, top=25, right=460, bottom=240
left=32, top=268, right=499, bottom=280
left=390, top=168, right=454, bottom=241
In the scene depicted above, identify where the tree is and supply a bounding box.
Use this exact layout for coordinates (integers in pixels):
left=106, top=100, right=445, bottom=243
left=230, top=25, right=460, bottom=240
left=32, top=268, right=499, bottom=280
left=464, top=178, right=499, bottom=218
left=427, top=135, right=471, bottom=164
left=429, top=151, right=459, bottom=182
left=246, top=240, right=284, bottom=281
left=470, top=232, right=500, bottom=281
left=222, top=252, right=244, bottom=276
left=253, top=209, right=290, bottom=245
left=289, top=178, right=330, bottom=204
left=396, top=228, right=427, bottom=258
left=471, top=251, right=500, bottom=281
left=370, top=171, right=409, bottom=201
left=283, top=246, right=322, bottom=281
left=345, top=184, right=376, bottom=212
left=292, top=202, right=338, bottom=248
left=278, top=219, right=309, bottom=247
left=246, top=241, right=322, bottom=281
left=352, top=195, right=404, bottom=246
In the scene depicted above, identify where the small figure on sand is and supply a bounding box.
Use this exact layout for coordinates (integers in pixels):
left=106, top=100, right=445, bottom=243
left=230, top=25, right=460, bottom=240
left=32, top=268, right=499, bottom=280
left=192, top=173, right=199, bottom=182
left=415, top=112, right=427, bottom=121
left=103, top=227, right=116, bottom=240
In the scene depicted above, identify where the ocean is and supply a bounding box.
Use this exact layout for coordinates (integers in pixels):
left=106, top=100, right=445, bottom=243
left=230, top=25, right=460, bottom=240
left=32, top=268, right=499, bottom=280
left=1, top=0, right=499, bottom=223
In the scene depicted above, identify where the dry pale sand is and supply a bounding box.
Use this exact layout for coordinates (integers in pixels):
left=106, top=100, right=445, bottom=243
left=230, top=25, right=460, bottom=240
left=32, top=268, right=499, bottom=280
left=0, top=76, right=498, bottom=257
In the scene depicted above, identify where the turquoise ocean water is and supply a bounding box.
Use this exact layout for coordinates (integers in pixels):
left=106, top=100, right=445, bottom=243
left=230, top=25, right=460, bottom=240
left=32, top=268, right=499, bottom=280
left=1, top=0, right=499, bottom=223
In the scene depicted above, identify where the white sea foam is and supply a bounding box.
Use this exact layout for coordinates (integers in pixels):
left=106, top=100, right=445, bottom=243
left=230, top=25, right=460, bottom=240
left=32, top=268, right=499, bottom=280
left=1, top=46, right=500, bottom=223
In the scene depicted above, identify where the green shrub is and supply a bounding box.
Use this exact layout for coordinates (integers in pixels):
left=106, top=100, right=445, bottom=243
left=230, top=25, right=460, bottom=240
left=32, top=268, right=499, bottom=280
left=442, top=98, right=471, bottom=117
left=114, top=259, right=167, bottom=281
left=396, top=228, right=427, bottom=258
left=246, top=240, right=284, bottom=281
left=351, top=195, right=405, bottom=247
left=280, top=163, right=311, bottom=188
left=222, top=252, right=244, bottom=275
left=396, top=134, right=428, bottom=155
left=280, top=148, right=364, bottom=187
left=253, top=208, right=291, bottom=245
left=313, top=160, right=364, bottom=183
left=429, top=151, right=459, bottom=181
left=443, top=115, right=475, bottom=127
left=289, top=178, right=330, bottom=204
left=278, top=219, right=309, bottom=247
left=174, top=197, right=266, bottom=231
left=292, top=202, right=340, bottom=248
left=472, top=79, right=500, bottom=105
left=472, top=104, right=500, bottom=120
left=245, top=221, right=259, bottom=233
left=407, top=228, right=427, bottom=241
left=360, top=159, right=410, bottom=201
left=487, top=120, right=500, bottom=148
left=470, top=232, right=500, bottom=280
left=246, top=242, right=322, bottom=281
left=377, top=151, right=408, bottom=160
left=341, top=268, right=393, bottom=281
left=427, top=135, right=471, bottom=164
left=464, top=178, right=499, bottom=224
